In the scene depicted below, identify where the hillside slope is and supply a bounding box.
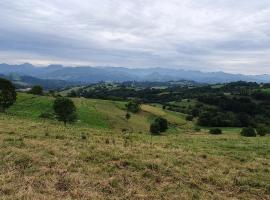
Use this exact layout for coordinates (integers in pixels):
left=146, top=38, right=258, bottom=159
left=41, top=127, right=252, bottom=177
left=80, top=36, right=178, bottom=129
left=0, top=114, right=269, bottom=199
left=7, top=93, right=190, bottom=133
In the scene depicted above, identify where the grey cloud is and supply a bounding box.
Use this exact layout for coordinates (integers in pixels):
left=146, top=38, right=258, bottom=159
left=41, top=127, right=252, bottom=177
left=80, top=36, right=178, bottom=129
left=0, top=0, right=270, bottom=74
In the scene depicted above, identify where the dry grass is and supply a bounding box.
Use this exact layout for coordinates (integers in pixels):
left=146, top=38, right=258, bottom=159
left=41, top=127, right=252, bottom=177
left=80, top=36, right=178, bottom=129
left=0, top=114, right=269, bottom=200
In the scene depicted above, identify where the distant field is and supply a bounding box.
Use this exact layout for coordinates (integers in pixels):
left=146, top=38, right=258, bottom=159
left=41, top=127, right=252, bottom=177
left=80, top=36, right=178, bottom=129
left=0, top=115, right=269, bottom=199
left=262, top=88, right=270, bottom=94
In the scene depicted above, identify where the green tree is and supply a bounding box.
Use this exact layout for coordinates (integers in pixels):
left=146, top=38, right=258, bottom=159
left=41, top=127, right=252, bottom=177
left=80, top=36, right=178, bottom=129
left=126, top=100, right=141, bottom=113
left=53, top=97, right=77, bottom=126
left=240, top=127, right=256, bottom=137
left=155, top=117, right=168, bottom=132
left=256, top=125, right=268, bottom=136
left=29, top=85, right=43, bottom=95
left=186, top=115, right=193, bottom=121
left=150, top=121, right=160, bottom=135
left=0, top=78, right=16, bottom=112
left=191, top=108, right=200, bottom=117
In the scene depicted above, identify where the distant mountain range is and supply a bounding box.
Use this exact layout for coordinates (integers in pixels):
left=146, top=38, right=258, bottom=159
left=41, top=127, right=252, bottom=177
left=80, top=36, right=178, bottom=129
left=0, top=73, right=77, bottom=90
left=1, top=63, right=270, bottom=84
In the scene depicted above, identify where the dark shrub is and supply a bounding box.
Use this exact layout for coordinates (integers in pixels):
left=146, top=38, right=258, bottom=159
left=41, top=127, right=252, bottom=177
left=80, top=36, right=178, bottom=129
left=155, top=117, right=168, bottom=132
left=125, top=112, right=131, bottom=120
left=256, top=125, right=268, bottom=136
left=192, top=108, right=200, bottom=117
left=150, top=122, right=160, bottom=135
left=241, top=127, right=256, bottom=137
left=194, top=127, right=201, bottom=132
left=126, top=101, right=141, bottom=113
left=29, top=85, right=43, bottom=95
left=186, top=115, right=193, bottom=121
left=209, top=128, right=222, bottom=135
left=39, top=112, right=54, bottom=119
left=81, top=134, right=87, bottom=140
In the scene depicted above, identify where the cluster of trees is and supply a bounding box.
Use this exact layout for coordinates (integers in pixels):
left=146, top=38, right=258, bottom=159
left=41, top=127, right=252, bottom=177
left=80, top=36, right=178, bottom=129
left=195, top=93, right=270, bottom=128
left=240, top=126, right=268, bottom=137
left=68, top=84, right=189, bottom=103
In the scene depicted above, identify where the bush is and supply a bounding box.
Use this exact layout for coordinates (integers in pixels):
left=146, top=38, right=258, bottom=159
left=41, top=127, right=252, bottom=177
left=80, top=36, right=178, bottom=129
left=150, top=122, right=160, bottom=135
left=240, top=127, right=256, bottom=137
left=149, top=117, right=168, bottom=135
left=39, top=112, right=54, bottom=119
left=186, top=115, right=193, bottom=121
left=125, top=112, right=131, bottom=120
left=29, top=85, right=43, bottom=95
left=155, top=117, right=168, bottom=132
left=209, top=128, right=222, bottom=135
left=256, top=125, right=268, bottom=136
left=126, top=101, right=141, bottom=113
left=192, top=108, right=200, bottom=117
left=194, top=127, right=201, bottom=132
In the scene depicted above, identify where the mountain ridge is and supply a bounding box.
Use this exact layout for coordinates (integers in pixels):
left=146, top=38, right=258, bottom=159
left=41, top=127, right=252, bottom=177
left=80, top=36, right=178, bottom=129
left=1, top=63, right=270, bottom=83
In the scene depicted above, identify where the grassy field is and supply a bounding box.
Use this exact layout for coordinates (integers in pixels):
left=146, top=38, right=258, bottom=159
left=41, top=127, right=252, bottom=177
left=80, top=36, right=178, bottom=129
left=262, top=88, right=270, bottom=94
left=6, top=93, right=190, bottom=133
left=1, top=93, right=269, bottom=199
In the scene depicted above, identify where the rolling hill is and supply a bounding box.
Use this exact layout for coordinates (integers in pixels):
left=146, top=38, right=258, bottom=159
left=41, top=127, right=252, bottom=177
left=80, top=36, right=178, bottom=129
left=7, top=93, right=190, bottom=132
left=0, top=93, right=269, bottom=199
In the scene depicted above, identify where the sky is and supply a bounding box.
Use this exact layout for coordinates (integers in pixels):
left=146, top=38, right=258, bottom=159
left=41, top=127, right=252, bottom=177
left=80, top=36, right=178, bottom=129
left=0, top=0, right=270, bottom=74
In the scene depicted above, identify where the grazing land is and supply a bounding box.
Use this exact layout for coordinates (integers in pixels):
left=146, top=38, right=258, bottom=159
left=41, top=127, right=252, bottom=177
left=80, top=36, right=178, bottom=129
left=0, top=93, right=269, bottom=199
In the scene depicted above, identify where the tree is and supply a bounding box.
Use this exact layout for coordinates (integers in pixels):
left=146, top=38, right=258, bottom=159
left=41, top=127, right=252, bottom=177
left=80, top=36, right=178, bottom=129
left=150, top=121, right=160, bottom=135
left=53, top=97, right=77, bottom=126
left=67, top=90, right=77, bottom=97
left=0, top=78, right=16, bottom=112
left=149, top=117, right=168, bottom=135
left=209, top=128, right=222, bottom=135
left=198, top=111, right=212, bottom=126
left=29, top=85, right=43, bottom=95
left=126, top=100, right=141, bottom=113
left=186, top=115, right=193, bottom=121
left=191, top=108, right=200, bottom=117
left=155, top=117, right=168, bottom=132
left=256, top=125, right=268, bottom=136
left=240, top=127, right=256, bottom=137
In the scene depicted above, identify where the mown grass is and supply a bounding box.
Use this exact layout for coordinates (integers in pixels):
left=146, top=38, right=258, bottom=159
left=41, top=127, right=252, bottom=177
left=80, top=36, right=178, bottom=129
left=0, top=115, right=269, bottom=200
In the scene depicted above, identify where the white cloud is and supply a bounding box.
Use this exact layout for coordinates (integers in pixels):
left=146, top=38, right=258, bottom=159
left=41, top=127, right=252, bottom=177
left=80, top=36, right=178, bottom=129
left=0, top=0, right=270, bottom=74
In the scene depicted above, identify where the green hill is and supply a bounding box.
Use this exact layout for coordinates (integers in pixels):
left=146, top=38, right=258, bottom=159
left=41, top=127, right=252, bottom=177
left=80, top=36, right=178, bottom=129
left=0, top=93, right=269, bottom=199
left=7, top=93, right=191, bottom=133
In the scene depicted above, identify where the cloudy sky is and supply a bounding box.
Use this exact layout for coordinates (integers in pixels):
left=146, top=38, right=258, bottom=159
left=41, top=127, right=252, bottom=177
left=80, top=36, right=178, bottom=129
left=0, top=0, right=270, bottom=74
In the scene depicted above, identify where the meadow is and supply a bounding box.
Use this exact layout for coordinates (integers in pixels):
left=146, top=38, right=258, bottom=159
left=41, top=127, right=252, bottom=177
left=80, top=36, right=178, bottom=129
left=0, top=93, right=269, bottom=199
